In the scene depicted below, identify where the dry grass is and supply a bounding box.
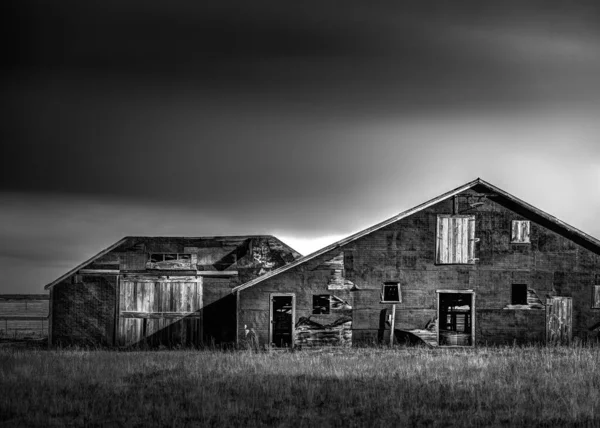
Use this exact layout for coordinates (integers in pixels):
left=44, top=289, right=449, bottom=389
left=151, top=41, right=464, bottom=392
left=1, top=345, right=600, bottom=427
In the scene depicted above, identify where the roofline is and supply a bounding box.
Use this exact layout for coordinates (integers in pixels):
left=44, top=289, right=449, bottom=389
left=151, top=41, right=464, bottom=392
left=231, top=178, right=482, bottom=293
left=44, top=237, right=129, bottom=289
left=44, top=234, right=301, bottom=290
left=232, top=177, right=600, bottom=294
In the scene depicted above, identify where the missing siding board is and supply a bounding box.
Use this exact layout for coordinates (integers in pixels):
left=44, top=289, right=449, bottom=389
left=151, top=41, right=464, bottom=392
left=314, top=252, right=355, bottom=290
left=511, top=220, right=531, bottom=243
left=592, top=285, right=600, bottom=309
left=504, top=286, right=544, bottom=310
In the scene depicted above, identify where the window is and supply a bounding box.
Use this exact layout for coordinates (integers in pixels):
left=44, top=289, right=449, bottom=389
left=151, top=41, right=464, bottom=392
left=381, top=282, right=401, bottom=303
left=150, top=253, right=191, bottom=263
left=436, top=215, right=476, bottom=264
left=511, top=220, right=531, bottom=243
left=312, top=295, right=330, bottom=314
left=147, top=253, right=192, bottom=269
left=512, top=284, right=528, bottom=305
left=593, top=285, right=600, bottom=309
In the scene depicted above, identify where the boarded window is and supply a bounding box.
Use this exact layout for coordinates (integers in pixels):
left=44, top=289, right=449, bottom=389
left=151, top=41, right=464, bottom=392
left=381, top=282, right=401, bottom=303
left=512, top=284, right=528, bottom=305
left=312, top=295, right=330, bottom=314
left=593, top=285, right=600, bottom=309
left=436, top=215, right=476, bottom=264
left=511, top=220, right=531, bottom=243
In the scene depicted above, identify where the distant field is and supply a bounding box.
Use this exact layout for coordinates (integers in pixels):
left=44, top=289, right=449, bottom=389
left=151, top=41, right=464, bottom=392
left=1, top=345, right=599, bottom=427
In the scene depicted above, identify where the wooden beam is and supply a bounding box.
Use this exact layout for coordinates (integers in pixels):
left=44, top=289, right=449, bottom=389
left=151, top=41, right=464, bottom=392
left=79, top=269, right=120, bottom=275
left=197, top=271, right=238, bottom=277
left=120, top=311, right=201, bottom=319
left=0, top=316, right=49, bottom=321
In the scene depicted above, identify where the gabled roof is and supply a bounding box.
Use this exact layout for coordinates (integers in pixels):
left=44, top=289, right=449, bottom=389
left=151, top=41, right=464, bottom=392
left=232, top=178, right=600, bottom=293
left=44, top=235, right=300, bottom=290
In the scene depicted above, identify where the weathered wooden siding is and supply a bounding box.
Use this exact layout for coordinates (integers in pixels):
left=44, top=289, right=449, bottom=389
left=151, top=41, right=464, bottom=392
left=0, top=295, right=49, bottom=338
left=118, top=276, right=202, bottom=347
left=52, top=276, right=117, bottom=346
left=49, top=235, right=300, bottom=347
left=239, top=185, right=600, bottom=346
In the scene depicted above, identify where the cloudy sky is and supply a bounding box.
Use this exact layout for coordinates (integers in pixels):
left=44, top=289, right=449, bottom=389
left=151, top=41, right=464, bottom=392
left=2, top=1, right=600, bottom=293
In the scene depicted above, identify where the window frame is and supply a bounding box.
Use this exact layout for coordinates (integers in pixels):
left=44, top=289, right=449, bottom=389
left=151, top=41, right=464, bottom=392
left=149, top=253, right=191, bottom=263
left=380, top=281, right=402, bottom=303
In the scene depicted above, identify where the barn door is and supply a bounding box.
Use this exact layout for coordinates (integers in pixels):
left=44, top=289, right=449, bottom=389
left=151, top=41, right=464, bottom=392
left=546, top=297, right=572, bottom=345
left=270, top=294, right=295, bottom=348
left=118, top=277, right=202, bottom=347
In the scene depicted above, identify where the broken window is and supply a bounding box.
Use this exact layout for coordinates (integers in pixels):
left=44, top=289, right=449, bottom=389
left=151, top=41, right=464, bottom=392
left=312, top=295, right=330, bottom=314
left=436, top=215, right=477, bottom=264
left=593, top=285, right=600, bottom=309
left=147, top=253, right=193, bottom=269
left=511, top=220, right=531, bottom=244
left=512, top=284, right=528, bottom=305
left=150, top=253, right=190, bottom=263
left=381, top=282, right=401, bottom=303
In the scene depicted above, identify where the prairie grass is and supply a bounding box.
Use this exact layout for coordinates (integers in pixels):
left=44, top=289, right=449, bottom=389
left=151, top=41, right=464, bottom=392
left=1, top=345, right=599, bottom=427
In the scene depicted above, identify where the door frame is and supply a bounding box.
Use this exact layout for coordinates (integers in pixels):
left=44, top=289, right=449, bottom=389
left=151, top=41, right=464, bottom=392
left=436, top=289, right=475, bottom=347
left=269, top=293, right=296, bottom=347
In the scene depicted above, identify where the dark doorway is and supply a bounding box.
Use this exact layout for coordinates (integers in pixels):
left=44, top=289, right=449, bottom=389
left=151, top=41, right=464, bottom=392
left=437, top=291, right=474, bottom=346
left=270, top=294, right=295, bottom=347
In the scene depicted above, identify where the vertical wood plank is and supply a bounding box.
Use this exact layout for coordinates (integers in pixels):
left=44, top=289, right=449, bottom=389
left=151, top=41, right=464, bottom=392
left=440, top=217, right=449, bottom=264
left=135, top=282, right=143, bottom=312
left=523, top=221, right=530, bottom=242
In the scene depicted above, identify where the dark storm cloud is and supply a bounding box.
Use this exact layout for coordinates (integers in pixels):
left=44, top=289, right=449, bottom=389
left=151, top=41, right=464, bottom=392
left=2, top=0, right=600, bottom=207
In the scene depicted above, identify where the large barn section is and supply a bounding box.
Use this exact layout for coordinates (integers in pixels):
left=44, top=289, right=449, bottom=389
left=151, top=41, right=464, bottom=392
left=45, top=178, right=600, bottom=349
left=234, top=178, right=600, bottom=348
left=45, top=236, right=300, bottom=347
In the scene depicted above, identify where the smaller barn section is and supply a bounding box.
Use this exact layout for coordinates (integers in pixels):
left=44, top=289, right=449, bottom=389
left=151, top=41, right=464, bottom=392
left=0, top=295, right=49, bottom=339
left=45, top=236, right=300, bottom=347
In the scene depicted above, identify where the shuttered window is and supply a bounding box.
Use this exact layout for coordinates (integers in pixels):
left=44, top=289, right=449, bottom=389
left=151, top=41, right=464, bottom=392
left=511, top=220, right=531, bottom=243
left=593, top=285, right=600, bottom=309
left=436, top=215, right=476, bottom=264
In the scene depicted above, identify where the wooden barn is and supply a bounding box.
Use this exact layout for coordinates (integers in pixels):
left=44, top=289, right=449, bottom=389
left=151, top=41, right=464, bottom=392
left=234, top=178, right=600, bottom=348
left=44, top=236, right=300, bottom=347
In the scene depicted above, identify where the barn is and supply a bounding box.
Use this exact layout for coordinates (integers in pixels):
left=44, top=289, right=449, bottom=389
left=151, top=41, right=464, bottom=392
left=45, top=236, right=300, bottom=347
left=234, top=178, right=600, bottom=348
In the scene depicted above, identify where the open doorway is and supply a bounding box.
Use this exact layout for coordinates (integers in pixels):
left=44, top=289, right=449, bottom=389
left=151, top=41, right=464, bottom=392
left=269, top=294, right=295, bottom=348
left=437, top=291, right=475, bottom=346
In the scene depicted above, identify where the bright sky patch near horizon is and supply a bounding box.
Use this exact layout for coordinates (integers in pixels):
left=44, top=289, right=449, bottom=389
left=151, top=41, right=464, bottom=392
left=2, top=1, right=600, bottom=293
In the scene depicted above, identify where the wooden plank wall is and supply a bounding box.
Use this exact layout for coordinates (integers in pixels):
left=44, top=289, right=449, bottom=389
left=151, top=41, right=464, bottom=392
left=0, top=295, right=49, bottom=338
left=239, top=186, right=600, bottom=347
left=118, top=277, right=202, bottom=347
left=546, top=297, right=572, bottom=345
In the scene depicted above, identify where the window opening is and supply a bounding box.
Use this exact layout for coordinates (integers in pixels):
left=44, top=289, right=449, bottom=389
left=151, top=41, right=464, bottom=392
left=312, top=295, right=330, bottom=314
left=512, top=284, right=528, bottom=305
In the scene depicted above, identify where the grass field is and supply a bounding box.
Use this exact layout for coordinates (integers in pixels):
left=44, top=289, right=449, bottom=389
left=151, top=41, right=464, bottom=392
left=1, top=345, right=600, bottom=427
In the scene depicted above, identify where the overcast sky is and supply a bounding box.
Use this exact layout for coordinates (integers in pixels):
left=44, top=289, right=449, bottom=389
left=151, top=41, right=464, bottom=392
left=2, top=1, right=600, bottom=293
